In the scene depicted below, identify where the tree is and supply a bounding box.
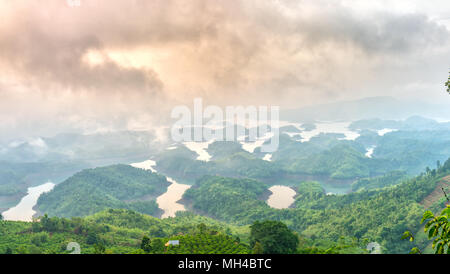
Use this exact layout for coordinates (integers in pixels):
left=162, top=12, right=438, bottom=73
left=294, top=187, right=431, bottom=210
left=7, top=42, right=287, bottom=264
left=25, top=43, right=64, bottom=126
left=93, top=243, right=106, bottom=254
left=234, top=236, right=240, bottom=244
left=403, top=201, right=450, bottom=254
left=421, top=206, right=450, bottom=254
left=250, top=220, right=299, bottom=254
left=86, top=232, right=99, bottom=245
left=140, top=236, right=152, bottom=253
left=28, top=245, right=42, bottom=254
left=16, top=246, right=28, bottom=254
left=151, top=238, right=165, bottom=253
left=446, top=72, right=450, bottom=94
left=31, top=221, right=41, bottom=232
left=197, top=223, right=207, bottom=234
left=149, top=226, right=165, bottom=237
left=252, top=241, right=264, bottom=254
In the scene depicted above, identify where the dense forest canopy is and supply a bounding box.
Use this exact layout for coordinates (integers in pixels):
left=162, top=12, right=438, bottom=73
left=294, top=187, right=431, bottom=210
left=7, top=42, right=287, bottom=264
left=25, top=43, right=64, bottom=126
left=36, top=165, right=170, bottom=217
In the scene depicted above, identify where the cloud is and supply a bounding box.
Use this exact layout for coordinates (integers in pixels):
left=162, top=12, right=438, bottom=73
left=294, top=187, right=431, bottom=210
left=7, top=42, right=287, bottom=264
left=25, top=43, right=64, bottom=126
left=0, top=2, right=163, bottom=96
left=0, top=0, right=449, bottom=140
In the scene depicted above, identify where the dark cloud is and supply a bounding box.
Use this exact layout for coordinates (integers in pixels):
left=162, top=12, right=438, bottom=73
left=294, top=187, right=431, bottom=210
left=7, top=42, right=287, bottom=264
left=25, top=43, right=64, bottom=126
left=0, top=5, right=163, bottom=97
left=1, top=1, right=449, bottom=96
left=302, top=11, right=449, bottom=54
left=0, top=0, right=449, bottom=139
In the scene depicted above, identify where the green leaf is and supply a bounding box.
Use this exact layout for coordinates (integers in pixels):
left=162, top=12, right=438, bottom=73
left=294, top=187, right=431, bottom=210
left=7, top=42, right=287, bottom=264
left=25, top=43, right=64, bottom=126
left=433, top=238, right=440, bottom=246
left=437, top=216, right=448, bottom=223
left=428, top=226, right=436, bottom=239
left=441, top=206, right=450, bottom=216
left=424, top=220, right=435, bottom=230
left=421, top=211, right=434, bottom=223
left=401, top=231, right=412, bottom=240
left=435, top=243, right=443, bottom=254
left=409, top=247, right=420, bottom=254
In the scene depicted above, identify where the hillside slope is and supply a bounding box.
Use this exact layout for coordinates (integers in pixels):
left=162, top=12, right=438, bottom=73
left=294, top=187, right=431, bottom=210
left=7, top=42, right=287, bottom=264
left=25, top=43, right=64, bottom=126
left=36, top=165, right=170, bottom=218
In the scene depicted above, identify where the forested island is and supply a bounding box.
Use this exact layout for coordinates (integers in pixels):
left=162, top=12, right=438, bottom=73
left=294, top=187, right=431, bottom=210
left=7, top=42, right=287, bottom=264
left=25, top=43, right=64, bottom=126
left=2, top=157, right=449, bottom=254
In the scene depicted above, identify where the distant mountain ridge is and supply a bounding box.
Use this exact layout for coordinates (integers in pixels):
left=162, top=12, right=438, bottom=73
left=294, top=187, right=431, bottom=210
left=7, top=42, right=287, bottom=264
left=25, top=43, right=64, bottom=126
left=281, top=96, right=450, bottom=122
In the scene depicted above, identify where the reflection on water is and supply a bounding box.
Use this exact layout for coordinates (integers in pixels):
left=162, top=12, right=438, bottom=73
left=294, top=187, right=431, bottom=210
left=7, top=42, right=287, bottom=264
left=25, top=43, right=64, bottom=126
left=130, top=160, right=191, bottom=218
left=2, top=182, right=55, bottom=222
left=266, top=185, right=296, bottom=209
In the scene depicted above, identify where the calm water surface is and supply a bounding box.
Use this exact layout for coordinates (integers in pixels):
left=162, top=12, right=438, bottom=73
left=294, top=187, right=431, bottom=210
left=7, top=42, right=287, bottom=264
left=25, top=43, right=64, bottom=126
left=2, top=182, right=55, bottom=222
left=131, top=160, right=191, bottom=218
left=266, top=185, right=296, bottom=209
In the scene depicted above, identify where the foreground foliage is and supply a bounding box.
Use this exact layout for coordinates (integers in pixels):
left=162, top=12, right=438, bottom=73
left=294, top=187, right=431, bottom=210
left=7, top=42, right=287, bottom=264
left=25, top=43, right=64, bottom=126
left=0, top=210, right=323, bottom=254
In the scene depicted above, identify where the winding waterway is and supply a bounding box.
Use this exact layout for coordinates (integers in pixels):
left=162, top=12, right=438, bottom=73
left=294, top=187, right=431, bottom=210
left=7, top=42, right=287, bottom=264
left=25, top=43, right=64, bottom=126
left=2, top=182, right=55, bottom=222
left=130, top=160, right=191, bottom=218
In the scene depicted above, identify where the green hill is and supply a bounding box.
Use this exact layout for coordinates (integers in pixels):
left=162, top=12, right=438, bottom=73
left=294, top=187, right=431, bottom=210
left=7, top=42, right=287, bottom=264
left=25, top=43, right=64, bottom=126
left=36, top=165, right=170, bottom=218
left=182, top=158, right=450, bottom=253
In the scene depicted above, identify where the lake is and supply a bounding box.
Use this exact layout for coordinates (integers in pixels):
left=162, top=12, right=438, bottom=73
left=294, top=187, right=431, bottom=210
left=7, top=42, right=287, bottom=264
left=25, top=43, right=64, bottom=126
left=263, top=154, right=272, bottom=161
left=183, top=140, right=214, bottom=161
left=2, top=182, right=55, bottom=222
left=279, top=121, right=360, bottom=142
left=365, top=146, right=376, bottom=158
left=266, top=185, right=296, bottom=209
left=377, top=128, right=397, bottom=136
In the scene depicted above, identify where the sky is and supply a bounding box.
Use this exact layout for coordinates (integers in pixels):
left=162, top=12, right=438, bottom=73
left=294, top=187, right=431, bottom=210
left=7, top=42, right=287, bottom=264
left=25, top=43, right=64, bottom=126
left=0, top=0, right=450, bottom=139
